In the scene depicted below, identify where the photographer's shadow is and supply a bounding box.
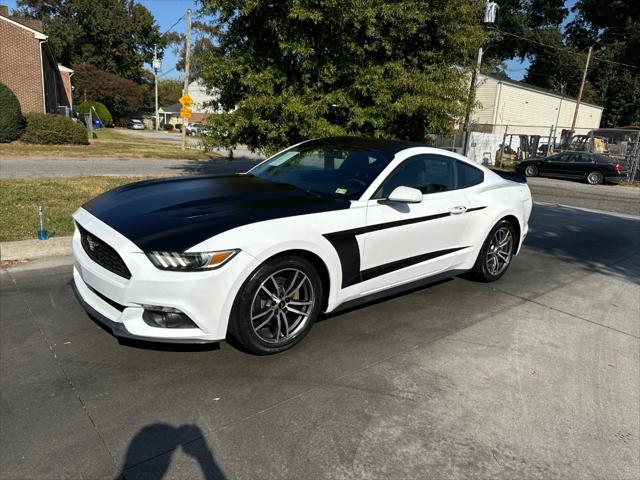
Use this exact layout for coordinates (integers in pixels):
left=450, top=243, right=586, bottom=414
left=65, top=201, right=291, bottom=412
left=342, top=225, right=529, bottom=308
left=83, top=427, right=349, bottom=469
left=117, top=423, right=225, bottom=480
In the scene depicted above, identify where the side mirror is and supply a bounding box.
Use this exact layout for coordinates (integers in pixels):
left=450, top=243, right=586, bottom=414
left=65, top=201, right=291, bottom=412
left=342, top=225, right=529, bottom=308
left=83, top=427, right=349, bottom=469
left=386, top=186, right=423, bottom=204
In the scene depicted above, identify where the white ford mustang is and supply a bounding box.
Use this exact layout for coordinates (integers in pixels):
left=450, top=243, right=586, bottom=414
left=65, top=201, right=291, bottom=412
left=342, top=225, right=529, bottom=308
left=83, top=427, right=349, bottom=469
left=72, top=137, right=532, bottom=354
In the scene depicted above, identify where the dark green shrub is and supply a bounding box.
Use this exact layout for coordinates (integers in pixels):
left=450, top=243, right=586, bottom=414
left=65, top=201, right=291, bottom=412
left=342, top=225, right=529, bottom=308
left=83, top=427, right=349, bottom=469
left=0, top=83, right=24, bottom=143
left=22, top=113, right=88, bottom=144
left=163, top=123, right=174, bottom=131
left=76, top=101, right=113, bottom=127
left=175, top=123, right=183, bottom=130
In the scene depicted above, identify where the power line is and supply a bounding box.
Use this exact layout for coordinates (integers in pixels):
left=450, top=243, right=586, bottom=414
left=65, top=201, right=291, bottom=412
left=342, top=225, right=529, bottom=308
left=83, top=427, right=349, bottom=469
left=161, top=13, right=186, bottom=37
left=489, top=26, right=640, bottom=70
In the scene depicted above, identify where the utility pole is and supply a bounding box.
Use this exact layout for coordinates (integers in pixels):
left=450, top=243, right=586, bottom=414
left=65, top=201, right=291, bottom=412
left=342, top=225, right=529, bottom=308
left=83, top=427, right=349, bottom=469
left=153, top=44, right=161, bottom=131
left=570, top=45, right=593, bottom=135
left=181, top=9, right=192, bottom=151
left=463, top=46, right=483, bottom=156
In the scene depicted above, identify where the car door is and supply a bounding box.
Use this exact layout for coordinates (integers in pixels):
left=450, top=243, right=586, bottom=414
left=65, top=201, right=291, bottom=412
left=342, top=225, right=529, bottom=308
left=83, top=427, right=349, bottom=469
left=539, top=153, right=567, bottom=177
left=572, top=152, right=595, bottom=178
left=358, top=154, right=474, bottom=294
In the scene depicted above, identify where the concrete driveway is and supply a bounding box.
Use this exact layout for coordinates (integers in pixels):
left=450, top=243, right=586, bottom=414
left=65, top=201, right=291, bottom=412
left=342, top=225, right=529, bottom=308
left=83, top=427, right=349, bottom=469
left=1, top=204, right=639, bottom=479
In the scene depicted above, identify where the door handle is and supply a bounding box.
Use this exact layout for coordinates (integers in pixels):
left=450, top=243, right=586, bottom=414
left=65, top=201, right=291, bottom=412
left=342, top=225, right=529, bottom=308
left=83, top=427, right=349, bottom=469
left=450, top=206, right=467, bottom=215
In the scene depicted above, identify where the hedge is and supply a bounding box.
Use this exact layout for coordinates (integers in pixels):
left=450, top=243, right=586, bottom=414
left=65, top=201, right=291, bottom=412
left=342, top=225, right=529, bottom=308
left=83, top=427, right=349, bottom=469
left=76, top=101, right=113, bottom=127
left=22, top=113, right=89, bottom=145
left=0, top=83, right=24, bottom=143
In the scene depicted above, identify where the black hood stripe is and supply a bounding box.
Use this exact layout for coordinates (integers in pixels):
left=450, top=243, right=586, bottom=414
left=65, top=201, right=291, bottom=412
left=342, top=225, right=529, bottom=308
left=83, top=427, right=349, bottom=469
left=83, top=174, right=351, bottom=252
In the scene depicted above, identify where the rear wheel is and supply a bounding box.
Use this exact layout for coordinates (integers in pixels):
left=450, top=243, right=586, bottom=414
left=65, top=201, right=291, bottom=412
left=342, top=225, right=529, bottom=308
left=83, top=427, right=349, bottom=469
left=524, top=165, right=538, bottom=177
left=228, top=256, right=322, bottom=355
left=586, top=170, right=603, bottom=185
left=468, top=220, right=516, bottom=282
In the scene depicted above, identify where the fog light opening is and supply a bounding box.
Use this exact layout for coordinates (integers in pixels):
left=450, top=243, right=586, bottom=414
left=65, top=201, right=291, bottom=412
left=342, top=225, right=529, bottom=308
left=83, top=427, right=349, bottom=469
left=142, top=308, right=197, bottom=329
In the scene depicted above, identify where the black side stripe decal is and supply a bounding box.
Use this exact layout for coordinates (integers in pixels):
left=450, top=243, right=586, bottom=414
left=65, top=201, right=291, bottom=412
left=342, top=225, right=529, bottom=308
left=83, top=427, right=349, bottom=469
left=323, top=206, right=486, bottom=288
left=360, top=247, right=468, bottom=283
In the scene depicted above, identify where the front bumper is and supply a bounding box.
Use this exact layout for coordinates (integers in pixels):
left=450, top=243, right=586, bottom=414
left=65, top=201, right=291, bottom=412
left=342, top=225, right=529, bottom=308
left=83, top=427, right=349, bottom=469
left=72, top=208, right=256, bottom=343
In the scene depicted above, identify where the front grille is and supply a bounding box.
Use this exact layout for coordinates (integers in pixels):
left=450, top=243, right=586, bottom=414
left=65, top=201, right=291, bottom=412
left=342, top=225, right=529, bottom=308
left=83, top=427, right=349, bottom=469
left=78, top=224, right=131, bottom=279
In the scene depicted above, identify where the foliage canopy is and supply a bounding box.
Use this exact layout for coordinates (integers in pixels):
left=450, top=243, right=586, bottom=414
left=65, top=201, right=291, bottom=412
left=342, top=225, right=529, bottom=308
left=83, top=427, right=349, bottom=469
left=73, top=64, right=143, bottom=120
left=197, top=0, right=485, bottom=152
left=15, top=0, right=163, bottom=81
left=76, top=101, right=114, bottom=128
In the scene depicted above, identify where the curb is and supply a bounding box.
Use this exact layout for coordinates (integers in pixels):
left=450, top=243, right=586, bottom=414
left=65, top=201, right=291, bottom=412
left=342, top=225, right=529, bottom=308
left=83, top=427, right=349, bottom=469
left=0, top=236, right=72, bottom=262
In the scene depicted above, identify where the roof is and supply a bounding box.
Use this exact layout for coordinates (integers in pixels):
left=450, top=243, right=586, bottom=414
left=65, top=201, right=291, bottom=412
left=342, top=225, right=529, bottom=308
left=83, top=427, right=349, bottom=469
left=480, top=73, right=603, bottom=110
left=301, top=136, right=427, bottom=154
left=57, top=64, right=73, bottom=73
left=0, top=14, right=47, bottom=39
left=159, top=102, right=181, bottom=113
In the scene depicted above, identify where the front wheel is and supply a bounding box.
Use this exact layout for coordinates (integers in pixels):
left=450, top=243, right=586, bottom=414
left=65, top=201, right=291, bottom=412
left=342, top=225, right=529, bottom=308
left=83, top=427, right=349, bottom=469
left=524, top=165, right=538, bottom=177
left=468, top=220, right=516, bottom=282
left=586, top=170, right=603, bottom=185
left=228, top=256, right=322, bottom=354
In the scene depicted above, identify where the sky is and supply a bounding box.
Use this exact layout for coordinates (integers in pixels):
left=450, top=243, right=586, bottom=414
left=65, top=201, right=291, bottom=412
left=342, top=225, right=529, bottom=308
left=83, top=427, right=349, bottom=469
left=4, top=0, right=579, bottom=82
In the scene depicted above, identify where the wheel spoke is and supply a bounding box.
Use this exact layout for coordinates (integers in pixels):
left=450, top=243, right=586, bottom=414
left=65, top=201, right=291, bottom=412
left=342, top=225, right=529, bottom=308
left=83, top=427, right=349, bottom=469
left=284, top=271, right=299, bottom=295
left=251, top=308, right=271, bottom=321
left=288, top=300, right=312, bottom=306
left=254, top=310, right=275, bottom=330
left=260, top=284, right=278, bottom=302
left=281, top=311, right=290, bottom=337
left=285, top=305, right=307, bottom=316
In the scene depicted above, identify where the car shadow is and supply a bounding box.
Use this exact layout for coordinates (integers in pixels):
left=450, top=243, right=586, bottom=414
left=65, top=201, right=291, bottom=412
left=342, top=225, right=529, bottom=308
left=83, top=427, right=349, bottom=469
left=115, top=423, right=226, bottom=480
left=523, top=203, right=640, bottom=282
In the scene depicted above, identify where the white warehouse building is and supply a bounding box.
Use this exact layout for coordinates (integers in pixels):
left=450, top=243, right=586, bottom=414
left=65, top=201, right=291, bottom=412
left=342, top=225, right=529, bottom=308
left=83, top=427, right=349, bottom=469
left=466, top=73, right=604, bottom=164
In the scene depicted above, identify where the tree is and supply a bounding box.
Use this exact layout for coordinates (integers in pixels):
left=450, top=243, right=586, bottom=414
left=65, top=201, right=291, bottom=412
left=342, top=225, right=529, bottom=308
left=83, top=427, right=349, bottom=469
left=157, top=79, right=184, bottom=108
left=563, top=0, right=640, bottom=127
left=197, top=0, right=485, bottom=153
left=14, top=0, right=163, bottom=81
left=72, top=63, right=144, bottom=119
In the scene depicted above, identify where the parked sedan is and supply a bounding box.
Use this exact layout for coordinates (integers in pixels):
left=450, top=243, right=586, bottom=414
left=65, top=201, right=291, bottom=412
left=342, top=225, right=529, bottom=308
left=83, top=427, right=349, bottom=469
left=127, top=119, right=145, bottom=130
left=72, top=137, right=532, bottom=354
left=516, top=151, right=628, bottom=185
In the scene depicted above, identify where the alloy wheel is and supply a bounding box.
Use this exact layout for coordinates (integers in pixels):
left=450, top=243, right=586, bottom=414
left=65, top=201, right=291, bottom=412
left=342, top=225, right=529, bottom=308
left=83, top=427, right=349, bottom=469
left=250, top=268, right=315, bottom=344
left=587, top=171, right=603, bottom=185
left=486, top=226, right=513, bottom=276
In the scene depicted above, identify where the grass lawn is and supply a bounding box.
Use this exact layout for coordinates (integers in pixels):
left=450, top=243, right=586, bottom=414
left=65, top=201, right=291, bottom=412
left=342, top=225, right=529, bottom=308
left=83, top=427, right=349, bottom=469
left=0, top=128, right=213, bottom=160
left=0, top=176, right=160, bottom=242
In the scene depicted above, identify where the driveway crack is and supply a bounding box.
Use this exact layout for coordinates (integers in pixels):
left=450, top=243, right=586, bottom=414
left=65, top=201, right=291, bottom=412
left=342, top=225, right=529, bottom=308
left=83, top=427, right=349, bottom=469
left=7, top=271, right=121, bottom=475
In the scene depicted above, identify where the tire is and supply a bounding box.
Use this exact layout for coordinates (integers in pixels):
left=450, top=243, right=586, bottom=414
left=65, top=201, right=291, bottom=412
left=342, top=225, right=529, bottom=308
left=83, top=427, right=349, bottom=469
left=228, top=256, right=323, bottom=355
left=468, top=220, right=516, bottom=282
left=586, top=170, right=603, bottom=185
left=524, top=165, right=538, bottom=177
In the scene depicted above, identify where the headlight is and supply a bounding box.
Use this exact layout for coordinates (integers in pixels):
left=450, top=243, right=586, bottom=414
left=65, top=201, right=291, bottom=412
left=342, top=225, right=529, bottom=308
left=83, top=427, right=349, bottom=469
left=146, top=249, right=239, bottom=271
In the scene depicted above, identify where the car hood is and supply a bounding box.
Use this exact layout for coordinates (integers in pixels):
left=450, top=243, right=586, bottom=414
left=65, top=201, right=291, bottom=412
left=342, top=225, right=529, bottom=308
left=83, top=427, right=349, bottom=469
left=82, top=174, right=350, bottom=252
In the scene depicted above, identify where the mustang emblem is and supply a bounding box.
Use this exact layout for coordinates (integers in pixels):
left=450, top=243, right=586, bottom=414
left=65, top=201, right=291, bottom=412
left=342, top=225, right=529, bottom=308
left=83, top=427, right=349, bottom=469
left=86, top=235, right=99, bottom=251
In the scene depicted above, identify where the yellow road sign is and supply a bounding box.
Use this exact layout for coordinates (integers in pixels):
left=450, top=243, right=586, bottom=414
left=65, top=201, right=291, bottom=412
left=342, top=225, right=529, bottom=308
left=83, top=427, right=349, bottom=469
left=179, top=94, right=193, bottom=107
left=180, top=107, right=192, bottom=119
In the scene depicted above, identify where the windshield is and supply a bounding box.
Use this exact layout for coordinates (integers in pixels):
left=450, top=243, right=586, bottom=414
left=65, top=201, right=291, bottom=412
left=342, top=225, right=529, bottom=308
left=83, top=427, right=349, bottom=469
left=249, top=143, right=394, bottom=200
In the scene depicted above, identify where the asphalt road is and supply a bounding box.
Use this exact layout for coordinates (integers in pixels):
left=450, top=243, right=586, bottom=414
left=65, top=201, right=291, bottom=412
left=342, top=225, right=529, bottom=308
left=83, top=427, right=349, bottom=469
left=1, top=204, right=639, bottom=479
left=527, top=177, right=640, bottom=216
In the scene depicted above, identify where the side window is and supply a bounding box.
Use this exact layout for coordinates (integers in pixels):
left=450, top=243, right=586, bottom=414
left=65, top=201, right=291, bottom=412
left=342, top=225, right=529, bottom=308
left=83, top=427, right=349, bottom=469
left=378, top=154, right=456, bottom=197
left=575, top=153, right=593, bottom=163
left=546, top=154, right=564, bottom=163
left=456, top=161, right=484, bottom=188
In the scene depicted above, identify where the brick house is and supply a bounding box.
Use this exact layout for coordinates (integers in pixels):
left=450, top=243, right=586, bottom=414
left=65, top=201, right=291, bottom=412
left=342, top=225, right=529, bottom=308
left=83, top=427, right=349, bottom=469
left=0, top=5, right=73, bottom=114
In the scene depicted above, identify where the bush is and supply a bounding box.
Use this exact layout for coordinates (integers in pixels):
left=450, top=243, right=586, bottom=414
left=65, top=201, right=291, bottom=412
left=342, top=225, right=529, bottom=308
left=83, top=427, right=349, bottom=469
left=0, top=83, right=24, bottom=143
left=163, top=123, right=174, bottom=131
left=175, top=123, right=183, bottom=130
left=76, top=101, right=113, bottom=127
left=22, top=113, right=88, bottom=145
